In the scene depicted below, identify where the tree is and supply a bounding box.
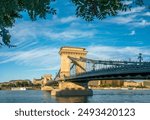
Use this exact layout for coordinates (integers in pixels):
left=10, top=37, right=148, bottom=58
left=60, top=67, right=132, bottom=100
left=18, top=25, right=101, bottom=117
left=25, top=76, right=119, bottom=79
left=0, top=0, right=56, bottom=47
left=0, top=0, right=148, bottom=47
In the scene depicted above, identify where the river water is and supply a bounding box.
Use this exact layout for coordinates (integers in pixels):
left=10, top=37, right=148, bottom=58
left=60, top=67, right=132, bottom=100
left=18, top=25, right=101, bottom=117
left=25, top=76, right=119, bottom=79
left=0, top=90, right=150, bottom=103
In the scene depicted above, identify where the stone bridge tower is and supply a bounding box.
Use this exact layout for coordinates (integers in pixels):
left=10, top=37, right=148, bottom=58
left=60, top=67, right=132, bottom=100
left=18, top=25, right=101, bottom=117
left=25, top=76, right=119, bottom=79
left=59, top=46, right=87, bottom=79
left=51, top=46, right=93, bottom=96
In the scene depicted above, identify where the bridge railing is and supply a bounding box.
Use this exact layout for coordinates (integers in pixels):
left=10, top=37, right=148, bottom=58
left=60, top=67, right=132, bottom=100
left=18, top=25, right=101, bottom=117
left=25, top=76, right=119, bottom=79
left=69, top=63, right=150, bottom=78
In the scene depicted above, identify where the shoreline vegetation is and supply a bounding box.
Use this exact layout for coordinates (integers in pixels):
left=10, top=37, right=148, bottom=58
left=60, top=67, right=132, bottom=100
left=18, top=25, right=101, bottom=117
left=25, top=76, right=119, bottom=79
left=0, top=86, right=41, bottom=90
left=0, top=79, right=41, bottom=90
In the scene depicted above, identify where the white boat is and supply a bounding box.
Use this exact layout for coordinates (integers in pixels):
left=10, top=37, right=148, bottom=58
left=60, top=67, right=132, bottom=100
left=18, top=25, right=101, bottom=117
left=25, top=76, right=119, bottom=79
left=11, top=87, right=26, bottom=91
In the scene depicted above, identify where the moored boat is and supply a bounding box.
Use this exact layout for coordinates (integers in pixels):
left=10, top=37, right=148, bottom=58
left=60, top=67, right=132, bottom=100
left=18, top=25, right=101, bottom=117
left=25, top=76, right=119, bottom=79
left=11, top=87, right=26, bottom=90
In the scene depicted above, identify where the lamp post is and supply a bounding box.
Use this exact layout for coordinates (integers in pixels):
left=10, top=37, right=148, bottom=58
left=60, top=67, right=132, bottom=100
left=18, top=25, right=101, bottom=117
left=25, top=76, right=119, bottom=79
left=138, top=53, right=143, bottom=65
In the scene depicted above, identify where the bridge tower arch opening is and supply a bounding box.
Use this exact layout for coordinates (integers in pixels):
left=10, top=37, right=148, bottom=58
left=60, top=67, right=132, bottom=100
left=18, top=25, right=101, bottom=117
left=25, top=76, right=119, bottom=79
left=59, top=46, right=87, bottom=78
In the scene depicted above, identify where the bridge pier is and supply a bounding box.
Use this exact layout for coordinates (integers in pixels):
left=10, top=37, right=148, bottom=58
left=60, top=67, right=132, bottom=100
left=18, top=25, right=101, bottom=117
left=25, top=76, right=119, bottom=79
left=51, top=81, right=93, bottom=96
left=41, top=86, right=54, bottom=91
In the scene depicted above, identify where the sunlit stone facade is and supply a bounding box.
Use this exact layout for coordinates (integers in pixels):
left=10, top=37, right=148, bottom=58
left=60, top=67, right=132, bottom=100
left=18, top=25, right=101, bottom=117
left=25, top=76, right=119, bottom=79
left=59, top=46, right=87, bottom=79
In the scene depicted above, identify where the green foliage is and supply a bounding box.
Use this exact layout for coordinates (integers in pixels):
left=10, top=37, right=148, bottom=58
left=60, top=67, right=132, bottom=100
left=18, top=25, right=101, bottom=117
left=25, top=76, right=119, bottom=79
left=71, top=0, right=130, bottom=21
left=34, top=83, right=41, bottom=87
left=0, top=81, right=33, bottom=88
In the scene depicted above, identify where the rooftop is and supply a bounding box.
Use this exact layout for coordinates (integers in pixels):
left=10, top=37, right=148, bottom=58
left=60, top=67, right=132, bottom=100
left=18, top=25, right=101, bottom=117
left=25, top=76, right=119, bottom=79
left=60, top=46, right=86, bottom=50
left=59, top=46, right=87, bottom=54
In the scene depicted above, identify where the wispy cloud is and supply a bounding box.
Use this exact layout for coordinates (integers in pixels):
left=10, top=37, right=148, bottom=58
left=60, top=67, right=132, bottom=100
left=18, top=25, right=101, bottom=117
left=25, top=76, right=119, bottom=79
left=122, top=1, right=133, bottom=5
left=0, top=47, right=60, bottom=69
left=60, top=16, right=77, bottom=23
left=104, top=6, right=150, bottom=28
left=143, top=12, right=150, bottom=16
left=43, top=30, right=96, bottom=40
left=9, top=16, right=96, bottom=46
left=106, top=15, right=150, bottom=28
left=107, top=15, right=135, bottom=24
left=129, top=30, right=136, bottom=36
left=119, top=6, right=145, bottom=15
left=132, top=19, right=150, bottom=27
left=87, top=45, right=150, bottom=61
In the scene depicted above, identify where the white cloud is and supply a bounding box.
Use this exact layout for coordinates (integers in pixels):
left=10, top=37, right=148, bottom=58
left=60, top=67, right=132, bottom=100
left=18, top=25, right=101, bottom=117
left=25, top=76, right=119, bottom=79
left=108, top=15, right=135, bottom=24
left=122, top=1, right=133, bottom=5
left=60, top=16, right=77, bottom=23
left=129, top=30, right=136, bottom=36
left=87, top=45, right=150, bottom=61
left=106, top=15, right=150, bottom=27
left=0, top=47, right=60, bottom=69
left=105, top=6, right=150, bottom=28
left=44, top=30, right=95, bottom=40
left=119, top=6, right=145, bottom=15
left=143, top=12, right=150, bottom=16
left=9, top=18, right=96, bottom=44
left=133, top=19, right=150, bottom=27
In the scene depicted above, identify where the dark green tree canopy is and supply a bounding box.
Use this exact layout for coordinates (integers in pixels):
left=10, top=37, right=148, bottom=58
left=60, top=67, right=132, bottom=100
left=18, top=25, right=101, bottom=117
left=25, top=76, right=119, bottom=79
left=0, top=0, right=148, bottom=47
left=72, top=0, right=130, bottom=21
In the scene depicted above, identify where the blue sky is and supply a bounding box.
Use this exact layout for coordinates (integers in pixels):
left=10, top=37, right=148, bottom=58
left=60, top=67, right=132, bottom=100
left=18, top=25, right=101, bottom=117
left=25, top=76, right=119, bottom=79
left=0, top=0, right=150, bottom=82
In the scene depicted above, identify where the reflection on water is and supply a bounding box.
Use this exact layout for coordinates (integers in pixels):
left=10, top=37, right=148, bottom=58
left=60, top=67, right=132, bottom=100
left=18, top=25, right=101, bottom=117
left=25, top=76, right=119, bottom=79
left=52, top=96, right=88, bottom=103
left=0, top=90, right=150, bottom=103
left=42, top=91, right=51, bottom=99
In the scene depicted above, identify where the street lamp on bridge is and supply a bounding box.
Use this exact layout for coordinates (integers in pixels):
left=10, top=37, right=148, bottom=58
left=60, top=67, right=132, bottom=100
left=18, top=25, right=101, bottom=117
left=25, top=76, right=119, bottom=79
left=138, top=53, right=143, bottom=65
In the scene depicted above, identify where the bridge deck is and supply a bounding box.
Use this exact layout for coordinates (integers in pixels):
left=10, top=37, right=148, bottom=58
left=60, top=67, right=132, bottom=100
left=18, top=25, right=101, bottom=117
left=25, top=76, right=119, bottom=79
left=65, top=64, right=150, bottom=82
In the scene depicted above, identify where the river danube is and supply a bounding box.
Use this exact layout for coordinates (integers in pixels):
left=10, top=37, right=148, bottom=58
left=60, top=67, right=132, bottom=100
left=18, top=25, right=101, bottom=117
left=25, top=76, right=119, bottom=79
left=0, top=90, right=150, bottom=103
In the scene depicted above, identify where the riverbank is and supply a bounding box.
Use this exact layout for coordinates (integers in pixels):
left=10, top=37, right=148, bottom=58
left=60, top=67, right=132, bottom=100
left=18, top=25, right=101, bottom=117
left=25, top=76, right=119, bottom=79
left=1, top=86, right=150, bottom=91
left=0, top=86, right=41, bottom=90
